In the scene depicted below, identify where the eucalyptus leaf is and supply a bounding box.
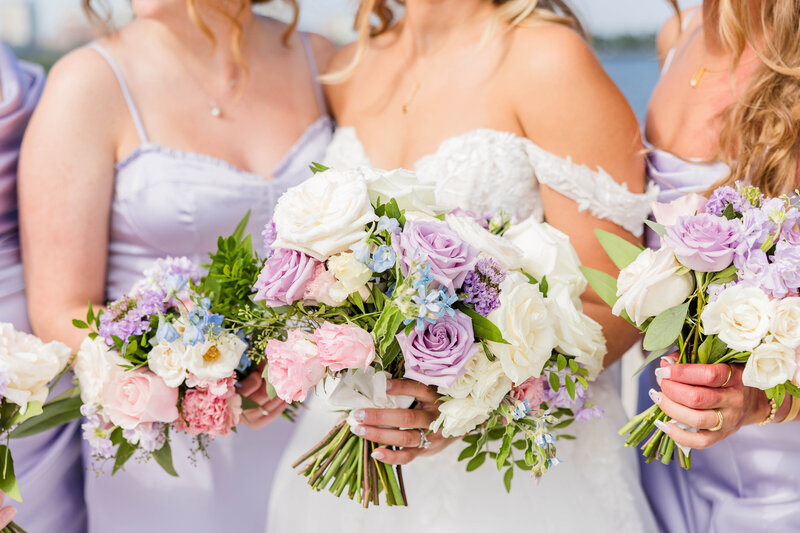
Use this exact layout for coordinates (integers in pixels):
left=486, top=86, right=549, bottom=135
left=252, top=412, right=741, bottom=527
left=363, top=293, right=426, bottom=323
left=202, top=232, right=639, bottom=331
left=113, top=440, right=137, bottom=474
left=595, top=229, right=643, bottom=270
left=8, top=401, right=42, bottom=427
left=10, top=397, right=83, bottom=439
left=644, top=219, right=666, bottom=237
left=0, top=445, right=20, bottom=502
left=153, top=438, right=179, bottom=477
left=579, top=267, right=619, bottom=308
left=240, top=395, right=261, bottom=411
left=643, top=302, right=690, bottom=352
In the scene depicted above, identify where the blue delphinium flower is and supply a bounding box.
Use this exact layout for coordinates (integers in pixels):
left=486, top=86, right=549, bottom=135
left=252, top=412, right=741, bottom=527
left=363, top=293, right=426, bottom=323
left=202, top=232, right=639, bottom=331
left=154, top=314, right=180, bottom=344
left=547, top=458, right=563, bottom=468
left=351, top=240, right=372, bottom=265
left=376, top=216, right=401, bottom=234
left=535, top=433, right=555, bottom=447
left=511, top=400, right=531, bottom=421
left=236, top=351, right=252, bottom=373
left=370, top=245, right=397, bottom=273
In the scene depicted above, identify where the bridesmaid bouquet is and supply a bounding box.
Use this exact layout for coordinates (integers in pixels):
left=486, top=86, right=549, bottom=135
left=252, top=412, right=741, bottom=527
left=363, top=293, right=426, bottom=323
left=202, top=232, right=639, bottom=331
left=73, top=257, right=251, bottom=476
left=211, top=165, right=606, bottom=506
left=584, top=184, right=800, bottom=468
left=0, top=323, right=75, bottom=533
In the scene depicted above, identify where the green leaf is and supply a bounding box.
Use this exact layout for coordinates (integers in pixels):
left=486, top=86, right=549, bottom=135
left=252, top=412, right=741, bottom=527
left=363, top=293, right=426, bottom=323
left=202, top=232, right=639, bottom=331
left=643, top=302, right=690, bottom=352
left=557, top=353, right=567, bottom=371
left=457, top=304, right=509, bottom=344
left=503, top=466, right=514, bottom=493
left=10, top=397, right=83, bottom=439
left=711, top=264, right=738, bottom=285
left=113, top=440, right=137, bottom=474
left=87, top=301, right=96, bottom=325
left=262, top=365, right=278, bottom=400
left=548, top=372, right=560, bottom=393
left=373, top=304, right=405, bottom=354
left=458, top=444, right=478, bottom=461
left=644, top=220, right=666, bottom=237
left=240, top=394, right=260, bottom=411
left=349, top=290, right=365, bottom=314
left=309, top=162, right=330, bottom=174
left=153, top=438, right=179, bottom=477
left=633, top=346, right=671, bottom=376
left=595, top=229, right=643, bottom=270
left=565, top=376, right=576, bottom=400
left=580, top=267, right=619, bottom=308
left=0, top=445, right=21, bottom=502
left=466, top=452, right=487, bottom=472
left=496, top=435, right=512, bottom=471
left=72, top=319, right=89, bottom=329
left=8, top=401, right=43, bottom=428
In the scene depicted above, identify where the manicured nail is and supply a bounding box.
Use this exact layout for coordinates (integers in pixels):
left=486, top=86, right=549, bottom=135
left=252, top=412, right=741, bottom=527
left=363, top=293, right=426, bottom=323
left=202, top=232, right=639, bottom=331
left=654, top=420, right=673, bottom=435
left=655, top=367, right=671, bottom=386
left=0, top=507, right=16, bottom=523
left=371, top=450, right=385, bottom=460
left=648, top=388, right=662, bottom=405
left=353, top=425, right=367, bottom=436
left=661, top=356, right=676, bottom=365
left=353, top=409, right=366, bottom=422
left=385, top=380, right=394, bottom=391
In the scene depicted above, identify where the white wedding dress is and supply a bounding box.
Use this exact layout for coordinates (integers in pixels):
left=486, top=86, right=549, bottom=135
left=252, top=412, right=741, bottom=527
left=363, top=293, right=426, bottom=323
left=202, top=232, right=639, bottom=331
left=267, top=127, right=659, bottom=533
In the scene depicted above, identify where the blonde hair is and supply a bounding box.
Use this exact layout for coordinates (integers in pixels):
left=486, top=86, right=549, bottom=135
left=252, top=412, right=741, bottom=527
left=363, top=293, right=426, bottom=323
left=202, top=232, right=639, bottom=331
left=324, top=0, right=585, bottom=83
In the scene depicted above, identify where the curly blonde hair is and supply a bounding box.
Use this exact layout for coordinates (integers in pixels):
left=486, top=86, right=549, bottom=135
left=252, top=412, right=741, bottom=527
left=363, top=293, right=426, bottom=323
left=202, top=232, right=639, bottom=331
left=324, top=0, right=585, bottom=83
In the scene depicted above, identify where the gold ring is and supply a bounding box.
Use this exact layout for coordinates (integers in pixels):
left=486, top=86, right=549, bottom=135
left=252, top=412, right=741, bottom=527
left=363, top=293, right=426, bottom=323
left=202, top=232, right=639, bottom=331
left=709, top=408, right=724, bottom=432
left=721, top=364, right=733, bottom=387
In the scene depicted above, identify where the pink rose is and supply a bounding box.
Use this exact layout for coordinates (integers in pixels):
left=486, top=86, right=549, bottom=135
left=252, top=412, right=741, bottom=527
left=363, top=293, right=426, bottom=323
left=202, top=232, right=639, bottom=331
left=313, top=322, right=376, bottom=372
left=304, top=264, right=347, bottom=307
left=254, top=248, right=320, bottom=307
left=102, top=369, right=179, bottom=429
left=265, top=329, right=325, bottom=402
left=175, top=377, right=241, bottom=438
left=651, top=194, right=708, bottom=227
left=510, top=376, right=544, bottom=410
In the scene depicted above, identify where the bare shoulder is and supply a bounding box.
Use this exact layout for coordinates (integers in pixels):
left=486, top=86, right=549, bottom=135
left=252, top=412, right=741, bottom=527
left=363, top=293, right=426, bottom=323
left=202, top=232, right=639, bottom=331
left=505, top=23, right=599, bottom=78
left=656, top=12, right=682, bottom=64
left=305, top=31, right=337, bottom=72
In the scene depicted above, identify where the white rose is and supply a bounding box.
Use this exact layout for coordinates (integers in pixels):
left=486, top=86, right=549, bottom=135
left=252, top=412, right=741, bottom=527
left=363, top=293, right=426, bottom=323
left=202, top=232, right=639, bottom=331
left=742, top=341, right=797, bottom=390
left=487, top=272, right=556, bottom=385
left=546, top=286, right=607, bottom=380
left=431, top=397, right=491, bottom=438
left=444, top=214, right=524, bottom=270
left=769, top=298, right=800, bottom=349
left=272, top=168, right=378, bottom=260
left=469, top=359, right=513, bottom=410
left=438, top=351, right=485, bottom=399
left=701, top=285, right=771, bottom=351
left=327, top=252, right=372, bottom=294
left=505, top=217, right=586, bottom=306
left=185, top=332, right=247, bottom=381
left=0, top=324, right=72, bottom=408
left=363, top=168, right=443, bottom=216
left=147, top=339, right=189, bottom=388
left=612, top=247, right=695, bottom=326
left=74, top=336, right=127, bottom=406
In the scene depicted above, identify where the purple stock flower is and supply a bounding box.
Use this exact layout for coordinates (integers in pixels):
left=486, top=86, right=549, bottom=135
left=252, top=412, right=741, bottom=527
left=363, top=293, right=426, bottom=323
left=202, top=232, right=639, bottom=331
left=99, top=296, right=152, bottom=344
left=664, top=213, right=741, bottom=272
left=543, top=372, right=603, bottom=421
left=705, top=186, right=748, bottom=216
left=262, top=222, right=278, bottom=257
left=769, top=242, right=800, bottom=297
left=253, top=248, right=320, bottom=307
left=733, top=208, right=772, bottom=268
left=397, top=310, right=479, bottom=388
left=396, top=221, right=479, bottom=293
left=462, top=258, right=506, bottom=316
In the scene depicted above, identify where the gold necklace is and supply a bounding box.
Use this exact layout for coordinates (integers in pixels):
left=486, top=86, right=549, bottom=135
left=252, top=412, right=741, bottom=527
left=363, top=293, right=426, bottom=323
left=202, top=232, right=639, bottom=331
left=401, top=81, right=421, bottom=114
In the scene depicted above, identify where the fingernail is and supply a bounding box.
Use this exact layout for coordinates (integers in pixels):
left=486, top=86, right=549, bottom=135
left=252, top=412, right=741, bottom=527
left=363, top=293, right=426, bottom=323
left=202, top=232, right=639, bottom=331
left=655, top=367, right=671, bottom=386
left=661, top=356, right=676, bottom=365
left=654, top=420, right=673, bottom=435
left=353, top=425, right=367, bottom=436
left=648, top=388, right=662, bottom=405
left=353, top=409, right=366, bottom=422
left=371, top=450, right=385, bottom=460
left=0, top=507, right=16, bottom=523
left=385, top=380, right=394, bottom=391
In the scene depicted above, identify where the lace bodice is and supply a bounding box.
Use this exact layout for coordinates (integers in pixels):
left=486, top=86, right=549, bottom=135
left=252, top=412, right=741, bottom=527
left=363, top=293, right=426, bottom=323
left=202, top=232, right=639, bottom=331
left=324, top=127, right=658, bottom=237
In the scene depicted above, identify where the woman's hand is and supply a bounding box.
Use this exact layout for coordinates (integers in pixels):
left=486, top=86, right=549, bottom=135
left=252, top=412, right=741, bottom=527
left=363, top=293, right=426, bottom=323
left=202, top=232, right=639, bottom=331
left=352, top=379, right=452, bottom=465
left=649, top=356, right=776, bottom=449
left=0, top=492, right=16, bottom=528
left=238, top=365, right=288, bottom=429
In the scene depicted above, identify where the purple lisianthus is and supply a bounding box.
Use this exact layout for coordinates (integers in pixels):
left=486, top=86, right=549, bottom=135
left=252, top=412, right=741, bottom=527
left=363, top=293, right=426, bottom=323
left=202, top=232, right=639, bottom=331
left=705, top=186, right=748, bottom=216
left=769, top=241, right=800, bottom=297
left=462, top=258, right=506, bottom=316
left=397, top=310, right=478, bottom=388
left=396, top=221, right=479, bottom=293
left=543, top=372, right=603, bottom=421
left=253, top=248, right=320, bottom=307
left=663, top=213, right=741, bottom=272
left=734, top=208, right=772, bottom=268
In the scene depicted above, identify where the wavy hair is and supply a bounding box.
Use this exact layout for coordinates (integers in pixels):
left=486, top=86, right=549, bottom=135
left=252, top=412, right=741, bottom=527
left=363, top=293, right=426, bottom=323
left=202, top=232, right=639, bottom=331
left=323, top=0, right=585, bottom=83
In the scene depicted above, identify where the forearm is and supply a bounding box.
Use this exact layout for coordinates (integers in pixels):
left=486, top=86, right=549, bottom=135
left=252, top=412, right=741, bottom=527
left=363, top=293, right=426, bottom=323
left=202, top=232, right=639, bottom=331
left=582, top=299, right=640, bottom=368
left=30, top=303, right=102, bottom=352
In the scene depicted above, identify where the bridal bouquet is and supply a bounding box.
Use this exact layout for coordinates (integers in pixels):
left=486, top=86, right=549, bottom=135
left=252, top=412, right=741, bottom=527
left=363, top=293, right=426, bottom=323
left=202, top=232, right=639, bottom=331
left=584, top=184, right=800, bottom=468
left=73, top=257, right=250, bottom=476
left=215, top=164, right=606, bottom=506
left=0, top=323, right=74, bottom=533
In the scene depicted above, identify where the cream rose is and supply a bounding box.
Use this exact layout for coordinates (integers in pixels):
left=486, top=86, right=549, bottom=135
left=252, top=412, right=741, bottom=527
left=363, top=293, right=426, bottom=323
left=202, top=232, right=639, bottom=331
left=147, top=339, right=189, bottom=388
left=612, top=247, right=695, bottom=326
left=271, top=168, right=378, bottom=260
left=769, top=298, right=800, bottom=349
left=0, top=323, right=72, bottom=408
left=74, top=336, right=127, bottom=406
left=505, top=217, right=586, bottom=306
left=742, top=341, right=797, bottom=390
left=328, top=252, right=372, bottom=294
left=185, top=333, right=247, bottom=382
left=431, top=396, right=492, bottom=438
left=439, top=352, right=485, bottom=399
left=363, top=168, right=443, bottom=216
left=469, top=359, right=513, bottom=410
left=546, top=286, right=607, bottom=379
left=487, top=272, right=556, bottom=385
left=701, top=285, right=771, bottom=351
left=444, top=214, right=524, bottom=270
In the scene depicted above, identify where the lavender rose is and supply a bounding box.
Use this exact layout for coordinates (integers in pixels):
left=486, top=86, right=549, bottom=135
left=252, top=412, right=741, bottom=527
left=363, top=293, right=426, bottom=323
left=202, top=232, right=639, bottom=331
left=663, top=213, right=741, bottom=272
left=397, top=311, right=479, bottom=388
left=254, top=248, right=320, bottom=307
left=396, top=220, right=478, bottom=293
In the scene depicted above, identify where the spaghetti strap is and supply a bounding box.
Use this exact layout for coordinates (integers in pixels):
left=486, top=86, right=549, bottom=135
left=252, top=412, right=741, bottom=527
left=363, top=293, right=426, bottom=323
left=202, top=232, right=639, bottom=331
left=661, top=7, right=700, bottom=76
left=299, top=32, right=326, bottom=114
left=87, top=42, right=149, bottom=144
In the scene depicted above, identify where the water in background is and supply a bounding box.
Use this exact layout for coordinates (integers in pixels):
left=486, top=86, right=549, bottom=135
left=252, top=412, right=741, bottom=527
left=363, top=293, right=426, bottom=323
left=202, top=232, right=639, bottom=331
left=600, top=51, right=661, bottom=120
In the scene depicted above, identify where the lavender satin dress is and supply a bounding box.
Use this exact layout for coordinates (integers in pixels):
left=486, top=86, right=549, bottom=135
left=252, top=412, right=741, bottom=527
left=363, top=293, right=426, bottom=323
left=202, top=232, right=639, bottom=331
left=639, top=148, right=800, bottom=532
left=82, top=37, right=332, bottom=532
left=0, top=44, right=87, bottom=533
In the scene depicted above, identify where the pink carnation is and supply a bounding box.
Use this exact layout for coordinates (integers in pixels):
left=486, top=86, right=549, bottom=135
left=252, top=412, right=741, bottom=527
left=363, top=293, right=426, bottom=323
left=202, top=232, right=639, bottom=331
left=175, top=376, right=241, bottom=438
left=313, top=322, right=376, bottom=372
left=304, top=264, right=346, bottom=307
left=102, top=369, right=179, bottom=430
left=510, top=376, right=544, bottom=410
left=265, top=329, right=325, bottom=402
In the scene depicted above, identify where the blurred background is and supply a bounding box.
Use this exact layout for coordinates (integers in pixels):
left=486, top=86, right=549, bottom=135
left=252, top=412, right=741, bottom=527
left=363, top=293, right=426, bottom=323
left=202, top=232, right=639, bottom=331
left=2, top=0, right=700, bottom=118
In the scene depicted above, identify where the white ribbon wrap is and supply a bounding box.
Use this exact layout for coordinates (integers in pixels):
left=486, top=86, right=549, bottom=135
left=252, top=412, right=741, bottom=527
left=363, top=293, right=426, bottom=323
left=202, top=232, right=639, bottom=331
left=321, top=367, right=415, bottom=428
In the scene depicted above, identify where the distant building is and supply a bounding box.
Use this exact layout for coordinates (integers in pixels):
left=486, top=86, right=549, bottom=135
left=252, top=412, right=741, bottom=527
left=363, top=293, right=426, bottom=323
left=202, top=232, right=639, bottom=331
left=0, top=0, right=36, bottom=49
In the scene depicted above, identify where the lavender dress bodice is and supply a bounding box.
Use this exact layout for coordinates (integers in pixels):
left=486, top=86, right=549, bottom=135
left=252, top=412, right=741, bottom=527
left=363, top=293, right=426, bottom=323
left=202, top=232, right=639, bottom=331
left=640, top=146, right=800, bottom=533
left=84, top=38, right=332, bottom=533
left=1, top=44, right=87, bottom=533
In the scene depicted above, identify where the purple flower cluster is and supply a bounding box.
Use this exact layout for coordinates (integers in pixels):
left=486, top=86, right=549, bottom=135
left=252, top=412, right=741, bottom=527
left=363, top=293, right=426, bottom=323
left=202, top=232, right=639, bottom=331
left=543, top=373, right=604, bottom=422
left=705, top=186, right=748, bottom=216
left=98, top=295, right=155, bottom=345
left=462, top=258, right=506, bottom=316
left=262, top=222, right=277, bottom=257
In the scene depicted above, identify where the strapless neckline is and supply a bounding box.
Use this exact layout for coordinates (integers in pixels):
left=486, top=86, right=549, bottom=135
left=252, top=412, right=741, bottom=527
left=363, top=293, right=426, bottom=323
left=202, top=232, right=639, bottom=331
left=116, top=115, right=332, bottom=182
